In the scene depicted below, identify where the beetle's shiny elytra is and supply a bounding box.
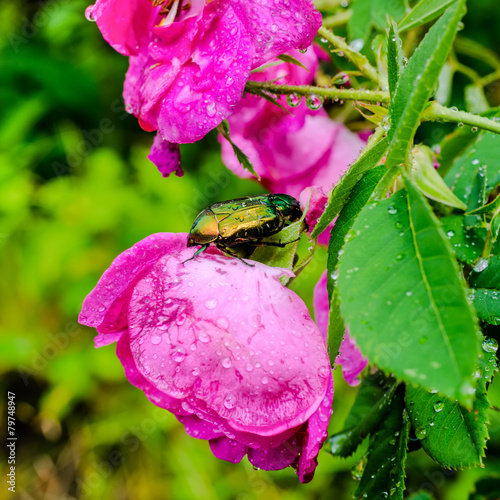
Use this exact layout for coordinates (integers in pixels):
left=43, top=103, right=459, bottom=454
left=185, top=194, right=303, bottom=264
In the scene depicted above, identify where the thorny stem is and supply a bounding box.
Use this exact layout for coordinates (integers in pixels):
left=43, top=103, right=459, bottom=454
left=422, top=101, right=500, bottom=135
left=245, top=80, right=391, bottom=104
left=318, top=26, right=383, bottom=87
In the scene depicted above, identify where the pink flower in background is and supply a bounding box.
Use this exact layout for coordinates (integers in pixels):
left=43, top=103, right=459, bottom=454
left=86, top=0, right=321, bottom=175
left=79, top=233, right=333, bottom=482
left=313, top=271, right=368, bottom=386
left=220, top=48, right=365, bottom=198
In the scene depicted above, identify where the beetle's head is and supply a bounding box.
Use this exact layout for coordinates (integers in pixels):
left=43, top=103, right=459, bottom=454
left=271, top=194, right=303, bottom=222
left=187, top=209, right=219, bottom=247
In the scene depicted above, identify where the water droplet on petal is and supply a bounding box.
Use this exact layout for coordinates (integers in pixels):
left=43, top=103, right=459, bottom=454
left=318, top=366, right=330, bottom=378
left=224, top=394, right=237, bottom=409
left=205, top=298, right=218, bottom=309
left=221, top=357, right=232, bottom=368
left=151, top=334, right=162, bottom=345
left=172, top=346, right=186, bottom=363
left=261, top=376, right=269, bottom=385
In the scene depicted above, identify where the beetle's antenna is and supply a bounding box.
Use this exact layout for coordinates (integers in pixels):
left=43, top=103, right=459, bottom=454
left=182, top=245, right=208, bottom=265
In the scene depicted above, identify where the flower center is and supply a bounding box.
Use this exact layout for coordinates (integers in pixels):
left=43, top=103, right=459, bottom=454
left=151, top=0, right=191, bottom=17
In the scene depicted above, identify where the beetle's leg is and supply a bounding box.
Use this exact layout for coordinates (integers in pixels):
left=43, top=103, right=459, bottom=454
left=243, top=237, right=301, bottom=248
left=182, top=245, right=208, bottom=265
left=218, top=245, right=255, bottom=267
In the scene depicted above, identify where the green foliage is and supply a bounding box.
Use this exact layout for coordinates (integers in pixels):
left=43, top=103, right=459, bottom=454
left=337, top=182, right=480, bottom=403
left=406, top=340, right=497, bottom=468
left=328, top=370, right=398, bottom=458
left=386, top=0, right=466, bottom=169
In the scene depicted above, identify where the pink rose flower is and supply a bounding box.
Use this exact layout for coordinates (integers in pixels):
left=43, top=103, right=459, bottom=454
left=220, top=48, right=365, bottom=198
left=313, top=271, right=368, bottom=386
left=86, top=0, right=321, bottom=175
left=79, top=233, right=333, bottom=482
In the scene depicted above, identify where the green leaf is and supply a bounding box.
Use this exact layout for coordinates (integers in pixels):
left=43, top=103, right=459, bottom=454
left=398, top=0, right=455, bottom=32
left=327, top=165, right=387, bottom=299
left=386, top=0, right=466, bottom=169
left=465, top=84, right=490, bottom=114
left=348, top=0, right=372, bottom=42
left=217, top=121, right=260, bottom=180
left=469, top=256, right=500, bottom=289
left=471, top=289, right=500, bottom=325
left=467, top=192, right=500, bottom=216
left=276, top=54, right=308, bottom=71
left=370, top=0, right=407, bottom=30
left=327, top=289, right=345, bottom=366
left=492, top=212, right=500, bottom=243
left=355, top=391, right=410, bottom=500
left=405, top=338, right=497, bottom=468
left=469, top=476, right=500, bottom=500
left=249, top=221, right=302, bottom=281
left=387, top=20, right=403, bottom=97
left=444, top=131, right=500, bottom=195
left=441, top=215, right=485, bottom=264
left=328, top=371, right=398, bottom=458
left=408, top=493, right=435, bottom=500
left=411, top=145, right=467, bottom=210
left=356, top=103, right=389, bottom=125
left=337, top=180, right=480, bottom=403
left=311, top=136, right=389, bottom=239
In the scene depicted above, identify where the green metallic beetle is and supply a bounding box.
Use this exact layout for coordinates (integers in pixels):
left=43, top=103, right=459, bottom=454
left=185, top=194, right=303, bottom=264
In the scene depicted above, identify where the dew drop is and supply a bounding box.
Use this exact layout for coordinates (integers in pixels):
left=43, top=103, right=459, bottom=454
left=224, top=393, right=237, bottom=409
left=261, top=376, right=269, bottom=385
left=305, top=94, right=324, bottom=110
left=286, top=93, right=302, bottom=107
left=395, top=253, right=405, bottom=261
left=415, top=427, right=427, bottom=440
left=221, top=356, right=232, bottom=368
left=172, top=346, right=186, bottom=363
left=447, top=230, right=455, bottom=238
left=387, top=206, right=397, bottom=215
left=205, top=298, right=218, bottom=309
left=434, top=400, right=445, bottom=412
left=150, top=334, right=162, bottom=345
left=318, top=366, right=330, bottom=378
left=482, top=337, right=498, bottom=353
left=473, top=259, right=489, bottom=272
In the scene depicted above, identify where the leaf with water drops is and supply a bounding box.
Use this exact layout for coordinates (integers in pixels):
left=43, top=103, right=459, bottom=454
left=276, top=54, right=308, bottom=71
left=387, top=19, right=403, bottom=98
left=386, top=0, right=466, bottom=169
left=337, top=179, right=480, bottom=403
left=470, top=289, right=500, bottom=325
left=398, top=0, right=455, bottom=32
left=467, top=192, right=500, bottom=216
left=328, top=370, right=397, bottom=458
left=469, top=255, right=500, bottom=289
left=354, top=390, right=410, bottom=500
left=311, top=136, right=389, bottom=239
left=405, top=337, right=498, bottom=469
left=444, top=131, right=500, bottom=198
left=410, top=145, right=467, bottom=210
left=326, top=166, right=387, bottom=360
left=441, top=215, right=486, bottom=264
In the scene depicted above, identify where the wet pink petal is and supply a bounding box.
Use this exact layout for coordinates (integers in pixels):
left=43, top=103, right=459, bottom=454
left=299, top=185, right=329, bottom=233
left=220, top=48, right=364, bottom=198
left=79, top=232, right=333, bottom=481
left=148, top=133, right=183, bottom=177
left=313, top=271, right=368, bottom=386
left=88, top=0, right=321, bottom=144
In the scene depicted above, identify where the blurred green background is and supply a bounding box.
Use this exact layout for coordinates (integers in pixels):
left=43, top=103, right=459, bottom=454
left=2, top=0, right=500, bottom=499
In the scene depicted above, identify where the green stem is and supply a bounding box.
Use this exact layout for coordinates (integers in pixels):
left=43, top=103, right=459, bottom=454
left=480, top=69, right=500, bottom=87
left=245, top=81, right=390, bottom=104
left=482, top=205, right=500, bottom=259
left=317, top=26, right=383, bottom=87
left=322, top=10, right=352, bottom=28
left=422, top=101, right=500, bottom=135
